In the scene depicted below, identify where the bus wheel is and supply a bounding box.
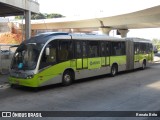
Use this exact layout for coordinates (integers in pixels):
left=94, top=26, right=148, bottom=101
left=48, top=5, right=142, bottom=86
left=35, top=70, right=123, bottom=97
left=10, top=84, right=16, bottom=88
left=62, top=71, right=73, bottom=86
left=111, top=65, right=118, bottom=77
left=142, top=61, right=146, bottom=70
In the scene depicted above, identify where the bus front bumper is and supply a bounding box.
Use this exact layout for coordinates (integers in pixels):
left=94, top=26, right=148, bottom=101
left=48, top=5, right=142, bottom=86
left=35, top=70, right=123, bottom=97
left=9, top=76, right=38, bottom=88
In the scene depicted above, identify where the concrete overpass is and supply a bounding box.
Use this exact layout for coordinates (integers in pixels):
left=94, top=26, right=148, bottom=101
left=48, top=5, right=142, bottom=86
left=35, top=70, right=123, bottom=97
left=30, top=5, right=160, bottom=37
left=0, top=0, right=39, bottom=39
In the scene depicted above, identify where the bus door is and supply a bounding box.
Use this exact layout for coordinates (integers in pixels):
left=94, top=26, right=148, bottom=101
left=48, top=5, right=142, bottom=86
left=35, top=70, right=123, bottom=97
left=82, top=41, right=88, bottom=69
left=134, top=42, right=142, bottom=69
left=148, top=43, right=153, bottom=61
left=100, top=42, right=110, bottom=67
left=106, top=42, right=110, bottom=66
left=134, top=42, right=140, bottom=63
left=100, top=42, right=106, bottom=66
left=75, top=41, right=88, bottom=69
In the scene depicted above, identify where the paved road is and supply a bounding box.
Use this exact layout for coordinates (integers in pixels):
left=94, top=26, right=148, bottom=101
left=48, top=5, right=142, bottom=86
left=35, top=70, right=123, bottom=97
left=0, top=63, right=160, bottom=120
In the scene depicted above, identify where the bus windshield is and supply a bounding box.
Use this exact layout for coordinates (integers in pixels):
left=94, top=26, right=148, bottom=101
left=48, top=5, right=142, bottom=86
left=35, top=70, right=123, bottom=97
left=11, top=43, right=43, bottom=70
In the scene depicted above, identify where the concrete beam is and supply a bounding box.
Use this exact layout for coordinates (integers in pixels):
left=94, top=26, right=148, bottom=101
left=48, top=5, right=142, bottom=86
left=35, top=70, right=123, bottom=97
left=30, top=5, right=160, bottom=30
left=0, top=0, right=39, bottom=13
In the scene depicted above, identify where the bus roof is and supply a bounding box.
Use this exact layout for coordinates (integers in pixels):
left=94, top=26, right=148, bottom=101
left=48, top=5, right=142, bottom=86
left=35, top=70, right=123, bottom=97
left=23, top=32, right=126, bottom=44
left=22, top=32, right=153, bottom=44
left=126, top=37, right=152, bottom=43
left=70, top=33, right=125, bottom=41
left=23, top=32, right=69, bottom=44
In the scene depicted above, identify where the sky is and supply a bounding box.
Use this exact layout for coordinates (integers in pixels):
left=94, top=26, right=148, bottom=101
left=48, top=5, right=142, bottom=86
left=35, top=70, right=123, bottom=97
left=38, top=0, right=160, bottom=39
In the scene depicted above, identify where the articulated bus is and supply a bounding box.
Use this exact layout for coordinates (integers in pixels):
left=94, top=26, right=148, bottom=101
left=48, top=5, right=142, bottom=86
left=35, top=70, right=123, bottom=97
left=9, top=32, right=153, bottom=87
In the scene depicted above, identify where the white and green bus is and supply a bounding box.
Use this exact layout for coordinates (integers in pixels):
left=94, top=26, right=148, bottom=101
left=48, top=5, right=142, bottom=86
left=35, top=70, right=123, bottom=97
left=9, top=32, right=153, bottom=87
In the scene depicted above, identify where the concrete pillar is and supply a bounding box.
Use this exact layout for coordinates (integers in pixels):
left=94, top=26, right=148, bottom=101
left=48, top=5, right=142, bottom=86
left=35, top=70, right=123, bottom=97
left=99, top=27, right=112, bottom=35
left=25, top=10, right=31, bottom=40
left=118, top=29, right=129, bottom=38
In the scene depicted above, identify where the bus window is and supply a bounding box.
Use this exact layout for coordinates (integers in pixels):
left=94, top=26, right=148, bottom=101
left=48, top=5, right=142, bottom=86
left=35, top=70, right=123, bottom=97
left=100, top=42, right=106, bottom=57
left=106, top=42, right=110, bottom=56
left=82, top=41, right=88, bottom=58
left=88, top=41, right=99, bottom=58
left=111, top=42, right=125, bottom=56
left=39, top=40, right=57, bottom=69
left=134, top=42, right=139, bottom=55
left=46, top=44, right=56, bottom=63
left=75, top=41, right=82, bottom=58
left=140, top=43, right=147, bottom=54
left=12, top=43, right=41, bottom=70
left=149, top=43, right=153, bottom=52
left=146, top=43, right=150, bottom=54
left=58, top=40, right=73, bottom=61
left=121, top=42, right=126, bottom=55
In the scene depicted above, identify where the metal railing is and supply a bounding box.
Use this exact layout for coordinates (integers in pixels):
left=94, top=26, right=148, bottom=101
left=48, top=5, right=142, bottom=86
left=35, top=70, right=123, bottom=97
left=0, top=44, right=18, bottom=74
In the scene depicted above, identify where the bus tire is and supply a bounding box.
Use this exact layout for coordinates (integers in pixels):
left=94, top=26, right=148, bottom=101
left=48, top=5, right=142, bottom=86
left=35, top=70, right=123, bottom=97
left=62, top=70, right=73, bottom=86
left=110, top=64, right=118, bottom=77
left=141, top=60, right=146, bottom=70
left=10, top=84, right=16, bottom=88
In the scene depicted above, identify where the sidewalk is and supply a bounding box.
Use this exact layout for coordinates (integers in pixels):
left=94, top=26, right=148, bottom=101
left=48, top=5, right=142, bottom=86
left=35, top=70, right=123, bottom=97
left=154, top=56, right=160, bottom=62
left=0, top=74, right=9, bottom=89
left=0, top=74, right=9, bottom=84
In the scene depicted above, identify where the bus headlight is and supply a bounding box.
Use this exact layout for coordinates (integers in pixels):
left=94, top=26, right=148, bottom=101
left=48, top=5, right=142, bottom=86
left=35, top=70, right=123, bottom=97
left=26, top=75, right=34, bottom=79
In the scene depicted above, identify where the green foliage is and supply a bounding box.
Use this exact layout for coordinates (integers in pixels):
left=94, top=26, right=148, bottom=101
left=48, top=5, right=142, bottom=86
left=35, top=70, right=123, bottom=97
left=31, top=13, right=46, bottom=19
left=46, top=13, right=64, bottom=18
left=152, top=38, right=160, bottom=51
left=15, top=13, right=64, bottom=20
left=15, top=16, right=23, bottom=19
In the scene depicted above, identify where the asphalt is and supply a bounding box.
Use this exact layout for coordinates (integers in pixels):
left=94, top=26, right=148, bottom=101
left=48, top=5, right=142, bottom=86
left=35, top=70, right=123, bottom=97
left=0, top=74, right=8, bottom=84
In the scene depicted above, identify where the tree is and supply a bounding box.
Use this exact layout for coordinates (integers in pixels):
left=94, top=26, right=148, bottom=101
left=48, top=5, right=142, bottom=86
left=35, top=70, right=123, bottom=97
left=46, top=13, right=64, bottom=18
left=152, top=38, right=160, bottom=51
left=31, top=13, right=46, bottom=19
left=15, top=13, right=64, bottom=20
left=15, top=16, right=23, bottom=19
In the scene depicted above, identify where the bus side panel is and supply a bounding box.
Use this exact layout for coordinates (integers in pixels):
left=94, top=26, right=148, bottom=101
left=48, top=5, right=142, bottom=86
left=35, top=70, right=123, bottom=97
left=75, top=66, right=110, bottom=80
left=134, top=55, right=141, bottom=69
left=76, top=59, right=83, bottom=69
left=83, top=58, right=88, bottom=69
left=102, top=57, right=110, bottom=66
left=148, top=51, right=154, bottom=62
left=70, top=59, right=76, bottom=68
left=134, top=54, right=139, bottom=62
left=138, top=53, right=150, bottom=67
left=110, top=56, right=126, bottom=71
left=38, top=61, right=74, bottom=87
left=101, top=57, right=105, bottom=66
left=106, top=57, right=110, bottom=66
left=88, top=57, right=101, bottom=69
